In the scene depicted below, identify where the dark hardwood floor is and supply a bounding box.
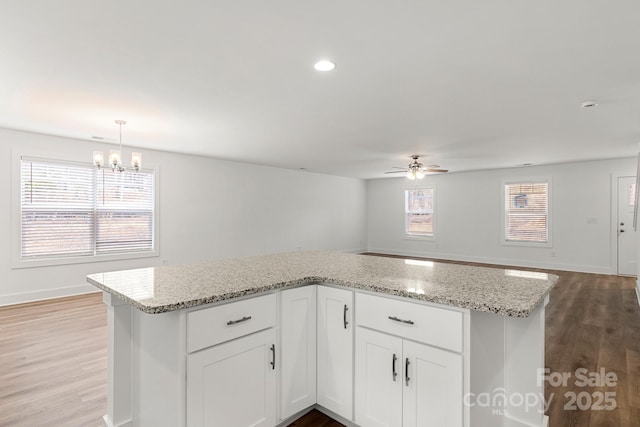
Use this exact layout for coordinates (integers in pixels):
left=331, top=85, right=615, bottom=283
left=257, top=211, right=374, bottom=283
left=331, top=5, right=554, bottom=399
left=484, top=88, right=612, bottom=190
left=0, top=257, right=638, bottom=427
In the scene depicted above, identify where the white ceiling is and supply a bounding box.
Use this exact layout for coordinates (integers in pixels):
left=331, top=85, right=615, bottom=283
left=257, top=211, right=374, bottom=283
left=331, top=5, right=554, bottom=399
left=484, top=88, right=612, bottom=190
left=2, top=0, right=640, bottom=179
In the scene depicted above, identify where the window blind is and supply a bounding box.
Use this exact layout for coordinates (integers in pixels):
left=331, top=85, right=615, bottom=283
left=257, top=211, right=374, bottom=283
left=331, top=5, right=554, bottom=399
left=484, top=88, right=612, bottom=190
left=504, top=182, right=548, bottom=243
left=405, top=188, right=434, bottom=236
left=96, top=169, right=154, bottom=254
left=20, top=157, right=154, bottom=260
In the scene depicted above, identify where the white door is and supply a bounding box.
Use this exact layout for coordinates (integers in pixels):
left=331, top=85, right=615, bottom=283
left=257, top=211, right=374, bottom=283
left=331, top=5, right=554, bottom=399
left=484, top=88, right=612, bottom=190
left=402, top=340, right=463, bottom=427
left=280, top=286, right=317, bottom=420
left=187, top=328, right=276, bottom=427
left=355, top=328, right=403, bottom=427
left=618, top=176, right=638, bottom=276
left=317, top=285, right=354, bottom=420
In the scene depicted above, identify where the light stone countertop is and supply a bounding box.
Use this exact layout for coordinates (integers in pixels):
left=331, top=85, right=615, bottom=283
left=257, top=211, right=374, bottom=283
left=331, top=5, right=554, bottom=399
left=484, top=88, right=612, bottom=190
left=86, top=251, right=559, bottom=318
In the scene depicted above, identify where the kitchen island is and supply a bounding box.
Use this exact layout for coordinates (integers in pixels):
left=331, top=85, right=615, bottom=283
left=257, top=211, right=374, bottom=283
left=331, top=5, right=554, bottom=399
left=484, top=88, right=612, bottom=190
left=88, top=251, right=558, bottom=427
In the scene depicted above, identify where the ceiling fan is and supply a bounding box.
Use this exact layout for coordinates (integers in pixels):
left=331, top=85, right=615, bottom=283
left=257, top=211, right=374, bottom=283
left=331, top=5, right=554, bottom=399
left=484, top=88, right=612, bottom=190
left=384, top=155, right=448, bottom=180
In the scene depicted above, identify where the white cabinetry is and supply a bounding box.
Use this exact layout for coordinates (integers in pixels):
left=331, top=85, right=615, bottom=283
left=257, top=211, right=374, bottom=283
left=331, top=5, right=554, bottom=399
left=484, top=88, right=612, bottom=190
left=187, top=329, right=276, bottom=427
left=317, top=285, right=354, bottom=421
left=186, top=294, right=277, bottom=427
left=355, top=294, right=463, bottom=427
left=402, top=340, right=462, bottom=427
left=355, top=328, right=403, bottom=427
left=280, top=286, right=317, bottom=420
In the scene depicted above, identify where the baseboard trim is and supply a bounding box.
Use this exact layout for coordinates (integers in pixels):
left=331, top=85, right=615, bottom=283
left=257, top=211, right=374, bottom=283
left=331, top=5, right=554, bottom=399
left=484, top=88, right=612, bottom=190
left=366, top=247, right=613, bottom=275
left=341, top=247, right=367, bottom=254
left=102, top=415, right=132, bottom=427
left=0, top=284, right=99, bottom=307
left=276, top=407, right=315, bottom=427
left=314, top=405, right=358, bottom=427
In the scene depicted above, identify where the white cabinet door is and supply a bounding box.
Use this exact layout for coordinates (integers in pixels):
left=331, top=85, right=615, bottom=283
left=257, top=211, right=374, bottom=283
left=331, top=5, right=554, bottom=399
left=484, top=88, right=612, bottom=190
left=402, top=340, right=463, bottom=427
left=317, top=285, right=354, bottom=420
left=280, top=286, right=317, bottom=420
left=187, top=328, right=276, bottom=427
left=355, top=328, right=403, bottom=427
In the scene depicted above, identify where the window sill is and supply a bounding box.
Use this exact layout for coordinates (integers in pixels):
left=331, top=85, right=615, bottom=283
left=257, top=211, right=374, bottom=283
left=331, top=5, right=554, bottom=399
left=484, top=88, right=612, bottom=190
left=501, top=240, right=552, bottom=248
left=12, top=250, right=160, bottom=270
left=403, top=234, right=436, bottom=242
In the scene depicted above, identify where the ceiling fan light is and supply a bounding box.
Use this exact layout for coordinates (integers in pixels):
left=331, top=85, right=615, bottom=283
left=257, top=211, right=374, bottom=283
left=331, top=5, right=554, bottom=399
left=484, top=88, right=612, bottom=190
left=415, top=170, right=425, bottom=179
left=406, top=170, right=416, bottom=180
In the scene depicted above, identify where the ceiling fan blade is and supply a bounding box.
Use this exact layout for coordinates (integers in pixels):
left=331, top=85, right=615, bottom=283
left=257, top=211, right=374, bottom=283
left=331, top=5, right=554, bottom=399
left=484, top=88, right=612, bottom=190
left=390, top=166, right=407, bottom=169
left=424, top=164, right=440, bottom=169
left=384, top=170, right=408, bottom=174
left=425, top=168, right=448, bottom=173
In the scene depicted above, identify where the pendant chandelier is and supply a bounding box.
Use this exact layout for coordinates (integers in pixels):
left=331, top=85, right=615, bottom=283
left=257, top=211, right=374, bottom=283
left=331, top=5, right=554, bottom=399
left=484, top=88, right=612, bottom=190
left=92, top=120, right=142, bottom=172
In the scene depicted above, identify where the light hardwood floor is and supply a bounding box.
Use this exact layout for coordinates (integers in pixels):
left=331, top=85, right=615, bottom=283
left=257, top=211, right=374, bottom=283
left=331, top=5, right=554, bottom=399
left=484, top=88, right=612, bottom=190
left=0, top=261, right=638, bottom=427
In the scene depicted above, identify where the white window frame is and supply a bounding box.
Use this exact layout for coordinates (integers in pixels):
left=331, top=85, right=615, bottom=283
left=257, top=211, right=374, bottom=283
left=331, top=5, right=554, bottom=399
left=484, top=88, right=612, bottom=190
left=501, top=178, right=552, bottom=247
left=11, top=149, right=160, bottom=269
left=404, top=186, right=436, bottom=240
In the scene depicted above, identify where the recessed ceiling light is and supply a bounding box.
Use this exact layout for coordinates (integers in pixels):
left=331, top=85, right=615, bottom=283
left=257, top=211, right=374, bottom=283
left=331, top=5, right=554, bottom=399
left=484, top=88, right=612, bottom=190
left=581, top=100, right=598, bottom=108
left=314, top=60, right=336, bottom=71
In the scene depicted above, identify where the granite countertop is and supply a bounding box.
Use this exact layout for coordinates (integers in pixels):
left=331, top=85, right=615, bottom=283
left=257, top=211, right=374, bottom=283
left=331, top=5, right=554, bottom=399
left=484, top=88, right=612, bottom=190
left=86, top=251, right=559, bottom=318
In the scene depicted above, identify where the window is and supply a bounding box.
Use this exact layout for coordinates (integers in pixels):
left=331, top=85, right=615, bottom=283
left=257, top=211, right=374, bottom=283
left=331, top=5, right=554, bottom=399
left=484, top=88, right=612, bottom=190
left=503, top=180, right=549, bottom=244
left=405, top=188, right=434, bottom=237
left=19, top=157, right=155, bottom=263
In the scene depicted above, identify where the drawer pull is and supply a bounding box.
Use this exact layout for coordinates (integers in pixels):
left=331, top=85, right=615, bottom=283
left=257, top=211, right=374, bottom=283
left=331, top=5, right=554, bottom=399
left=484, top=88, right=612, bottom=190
left=343, top=304, right=349, bottom=329
left=270, top=344, right=276, bottom=370
left=226, top=315, right=252, bottom=326
left=405, top=358, right=411, bottom=386
left=388, top=315, right=414, bottom=325
left=392, top=353, right=398, bottom=382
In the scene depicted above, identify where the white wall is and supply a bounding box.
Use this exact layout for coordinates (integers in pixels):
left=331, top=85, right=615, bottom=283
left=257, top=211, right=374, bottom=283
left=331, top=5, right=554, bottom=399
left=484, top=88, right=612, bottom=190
left=1, top=128, right=367, bottom=305
left=367, top=158, right=637, bottom=274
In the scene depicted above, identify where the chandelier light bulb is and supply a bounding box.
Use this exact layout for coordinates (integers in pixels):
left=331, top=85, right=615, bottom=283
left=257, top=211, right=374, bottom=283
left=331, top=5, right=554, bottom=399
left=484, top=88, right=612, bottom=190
left=109, top=150, right=122, bottom=170
left=93, top=151, right=104, bottom=168
left=131, top=152, right=142, bottom=172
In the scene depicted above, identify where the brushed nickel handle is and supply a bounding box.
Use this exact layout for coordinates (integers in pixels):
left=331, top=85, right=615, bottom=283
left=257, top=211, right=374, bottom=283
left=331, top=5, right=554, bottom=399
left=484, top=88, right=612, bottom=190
left=405, top=358, right=410, bottom=386
left=227, top=316, right=252, bottom=326
left=388, top=315, right=414, bottom=325
left=270, top=344, right=275, bottom=370
left=392, top=354, right=398, bottom=382
left=343, top=304, right=349, bottom=329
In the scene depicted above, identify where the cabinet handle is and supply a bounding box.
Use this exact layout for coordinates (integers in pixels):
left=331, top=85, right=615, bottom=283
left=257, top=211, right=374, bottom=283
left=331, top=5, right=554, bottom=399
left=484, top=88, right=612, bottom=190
left=392, top=354, right=398, bottom=382
left=226, top=315, right=252, bottom=326
left=405, top=358, right=410, bottom=386
left=343, top=304, right=349, bottom=329
left=270, top=344, right=276, bottom=370
left=388, top=315, right=414, bottom=325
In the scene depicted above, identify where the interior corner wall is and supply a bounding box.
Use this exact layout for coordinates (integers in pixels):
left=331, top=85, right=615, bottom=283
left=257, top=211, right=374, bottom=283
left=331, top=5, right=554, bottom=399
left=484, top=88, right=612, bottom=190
left=0, top=128, right=367, bottom=305
left=366, top=158, right=637, bottom=274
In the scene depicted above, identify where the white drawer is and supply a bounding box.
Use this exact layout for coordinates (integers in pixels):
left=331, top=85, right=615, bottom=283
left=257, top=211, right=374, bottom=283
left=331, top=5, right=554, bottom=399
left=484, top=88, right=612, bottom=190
left=356, top=293, right=463, bottom=353
left=187, top=293, right=276, bottom=353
